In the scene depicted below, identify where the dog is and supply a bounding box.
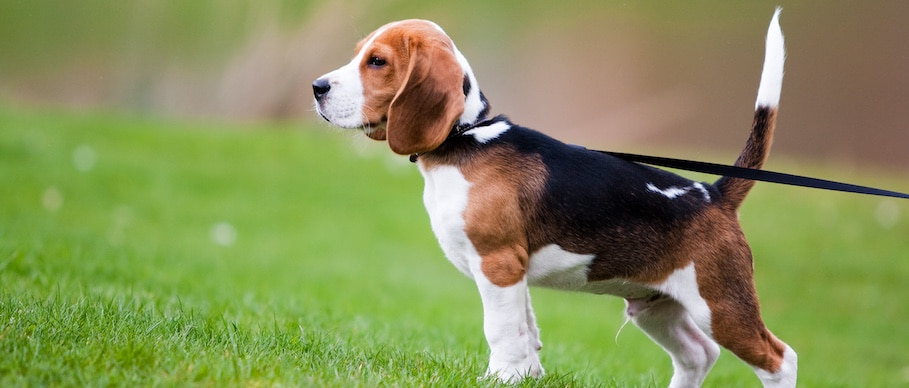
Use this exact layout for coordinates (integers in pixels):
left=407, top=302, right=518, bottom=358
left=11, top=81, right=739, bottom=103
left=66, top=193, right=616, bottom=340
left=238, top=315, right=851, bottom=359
left=313, top=8, right=795, bottom=387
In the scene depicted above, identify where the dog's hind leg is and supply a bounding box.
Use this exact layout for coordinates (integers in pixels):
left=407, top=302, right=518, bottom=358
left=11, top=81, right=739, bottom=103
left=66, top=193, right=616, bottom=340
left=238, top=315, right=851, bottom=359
left=707, top=296, right=797, bottom=387
left=627, top=296, right=721, bottom=388
left=692, top=232, right=798, bottom=387
left=701, top=279, right=798, bottom=388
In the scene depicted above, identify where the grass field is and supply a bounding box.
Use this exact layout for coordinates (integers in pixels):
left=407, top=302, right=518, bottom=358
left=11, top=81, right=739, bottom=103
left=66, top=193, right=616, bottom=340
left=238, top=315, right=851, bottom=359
left=1, top=107, right=907, bottom=387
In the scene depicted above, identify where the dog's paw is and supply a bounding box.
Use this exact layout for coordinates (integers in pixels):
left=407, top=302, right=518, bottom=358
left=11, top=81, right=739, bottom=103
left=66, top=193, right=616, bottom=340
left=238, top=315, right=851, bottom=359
left=484, top=352, right=544, bottom=383
left=483, top=366, right=544, bottom=384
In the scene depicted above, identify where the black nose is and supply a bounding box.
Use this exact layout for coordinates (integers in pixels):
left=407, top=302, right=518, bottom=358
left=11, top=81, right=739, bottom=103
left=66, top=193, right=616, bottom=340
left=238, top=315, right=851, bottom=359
left=313, top=78, right=331, bottom=99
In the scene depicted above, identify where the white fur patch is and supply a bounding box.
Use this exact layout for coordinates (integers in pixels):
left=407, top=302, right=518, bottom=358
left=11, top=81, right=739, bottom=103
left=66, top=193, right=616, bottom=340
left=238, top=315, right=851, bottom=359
left=466, top=121, right=510, bottom=143
left=754, top=344, right=798, bottom=388
left=526, top=244, right=594, bottom=289
left=451, top=47, right=486, bottom=125
left=526, top=244, right=655, bottom=298
left=646, top=182, right=711, bottom=202
left=647, top=183, right=688, bottom=199
left=418, top=163, right=475, bottom=277
left=693, top=182, right=711, bottom=202
left=653, top=262, right=712, bottom=335
left=756, top=7, right=785, bottom=109
left=313, top=61, right=364, bottom=127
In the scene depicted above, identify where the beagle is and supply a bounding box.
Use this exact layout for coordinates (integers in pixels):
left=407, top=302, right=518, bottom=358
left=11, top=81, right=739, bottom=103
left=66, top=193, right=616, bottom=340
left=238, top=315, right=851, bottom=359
left=313, top=9, right=795, bottom=387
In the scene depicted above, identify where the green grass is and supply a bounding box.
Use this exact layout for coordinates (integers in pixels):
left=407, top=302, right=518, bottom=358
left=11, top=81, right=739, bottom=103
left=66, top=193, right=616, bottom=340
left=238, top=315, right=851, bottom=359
left=1, top=107, right=908, bottom=387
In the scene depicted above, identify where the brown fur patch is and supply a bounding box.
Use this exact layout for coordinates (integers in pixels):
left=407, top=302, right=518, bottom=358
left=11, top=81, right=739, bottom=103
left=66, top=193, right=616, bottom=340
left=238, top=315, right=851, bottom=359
left=423, top=144, right=547, bottom=287
left=354, top=29, right=397, bottom=130
left=480, top=246, right=530, bottom=287
left=684, top=206, right=786, bottom=372
left=465, top=147, right=546, bottom=286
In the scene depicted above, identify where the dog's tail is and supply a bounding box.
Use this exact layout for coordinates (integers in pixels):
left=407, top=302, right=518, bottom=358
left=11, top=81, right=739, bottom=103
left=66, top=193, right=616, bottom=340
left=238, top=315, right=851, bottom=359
left=717, top=8, right=785, bottom=210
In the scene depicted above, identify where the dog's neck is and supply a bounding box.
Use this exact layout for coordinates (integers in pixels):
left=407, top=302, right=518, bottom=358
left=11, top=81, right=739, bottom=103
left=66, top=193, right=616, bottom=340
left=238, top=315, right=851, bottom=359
left=453, top=72, right=492, bottom=140
left=409, top=101, right=495, bottom=164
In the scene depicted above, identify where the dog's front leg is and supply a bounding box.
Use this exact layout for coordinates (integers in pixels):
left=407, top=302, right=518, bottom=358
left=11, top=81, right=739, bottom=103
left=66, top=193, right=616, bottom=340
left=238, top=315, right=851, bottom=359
left=475, top=275, right=544, bottom=382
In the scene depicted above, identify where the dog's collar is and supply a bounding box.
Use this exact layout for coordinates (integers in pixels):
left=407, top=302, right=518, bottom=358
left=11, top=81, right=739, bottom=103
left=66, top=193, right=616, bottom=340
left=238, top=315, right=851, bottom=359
left=409, top=120, right=479, bottom=163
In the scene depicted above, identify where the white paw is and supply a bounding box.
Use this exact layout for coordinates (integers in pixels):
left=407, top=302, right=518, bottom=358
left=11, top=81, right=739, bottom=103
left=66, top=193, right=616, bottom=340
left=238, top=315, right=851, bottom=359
left=485, top=352, right=544, bottom=383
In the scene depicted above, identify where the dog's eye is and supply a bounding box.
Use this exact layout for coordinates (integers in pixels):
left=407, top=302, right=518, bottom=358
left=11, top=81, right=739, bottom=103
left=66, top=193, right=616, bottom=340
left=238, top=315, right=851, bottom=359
left=367, top=56, right=387, bottom=68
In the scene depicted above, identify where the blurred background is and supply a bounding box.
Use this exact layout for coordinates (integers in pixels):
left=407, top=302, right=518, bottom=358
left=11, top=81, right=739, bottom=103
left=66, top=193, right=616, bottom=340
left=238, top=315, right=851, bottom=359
left=1, top=0, right=907, bottom=173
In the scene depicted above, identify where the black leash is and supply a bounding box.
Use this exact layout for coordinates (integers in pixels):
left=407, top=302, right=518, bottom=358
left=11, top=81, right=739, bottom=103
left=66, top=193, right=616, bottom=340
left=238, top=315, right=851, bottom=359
left=600, top=151, right=909, bottom=200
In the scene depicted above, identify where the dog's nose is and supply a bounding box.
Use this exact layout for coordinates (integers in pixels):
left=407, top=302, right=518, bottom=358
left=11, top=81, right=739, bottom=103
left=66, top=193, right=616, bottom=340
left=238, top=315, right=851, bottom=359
left=312, top=78, right=331, bottom=99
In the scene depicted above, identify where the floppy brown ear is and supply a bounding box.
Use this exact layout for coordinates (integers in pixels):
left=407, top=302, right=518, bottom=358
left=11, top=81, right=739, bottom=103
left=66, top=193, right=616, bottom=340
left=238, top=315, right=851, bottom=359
left=386, top=35, right=465, bottom=155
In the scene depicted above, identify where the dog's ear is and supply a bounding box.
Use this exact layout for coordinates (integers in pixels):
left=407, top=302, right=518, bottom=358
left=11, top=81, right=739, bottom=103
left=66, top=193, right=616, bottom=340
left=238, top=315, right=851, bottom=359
left=386, top=35, right=465, bottom=155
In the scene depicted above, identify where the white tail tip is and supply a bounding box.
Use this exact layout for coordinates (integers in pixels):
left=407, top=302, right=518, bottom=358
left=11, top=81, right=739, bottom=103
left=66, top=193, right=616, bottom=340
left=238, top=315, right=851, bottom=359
left=755, top=7, right=785, bottom=109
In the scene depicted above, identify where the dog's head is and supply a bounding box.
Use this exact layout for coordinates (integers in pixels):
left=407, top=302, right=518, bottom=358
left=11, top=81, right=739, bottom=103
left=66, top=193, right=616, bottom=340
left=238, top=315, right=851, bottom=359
left=313, top=20, right=488, bottom=155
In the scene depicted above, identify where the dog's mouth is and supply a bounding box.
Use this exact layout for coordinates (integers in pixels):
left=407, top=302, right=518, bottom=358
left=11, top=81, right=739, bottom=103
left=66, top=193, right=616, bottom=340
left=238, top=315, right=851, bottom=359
left=315, top=103, right=387, bottom=141
left=317, top=109, right=385, bottom=138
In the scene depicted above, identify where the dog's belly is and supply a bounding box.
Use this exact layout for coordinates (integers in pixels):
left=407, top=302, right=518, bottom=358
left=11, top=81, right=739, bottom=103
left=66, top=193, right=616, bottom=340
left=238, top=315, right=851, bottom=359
left=527, top=244, right=656, bottom=298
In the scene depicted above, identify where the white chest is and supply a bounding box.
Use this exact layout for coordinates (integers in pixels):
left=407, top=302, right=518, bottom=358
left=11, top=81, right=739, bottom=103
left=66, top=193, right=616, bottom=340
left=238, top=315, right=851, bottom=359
left=418, top=163, right=477, bottom=278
